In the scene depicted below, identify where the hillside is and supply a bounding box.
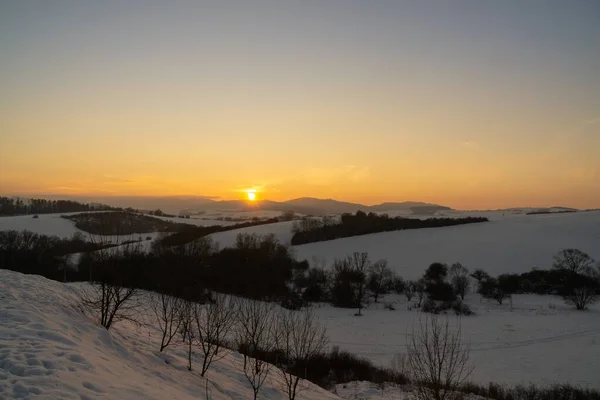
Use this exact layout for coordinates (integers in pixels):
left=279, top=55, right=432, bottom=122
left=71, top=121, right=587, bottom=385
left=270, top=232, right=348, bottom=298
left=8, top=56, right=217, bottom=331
left=0, top=269, right=340, bottom=400
left=295, top=211, right=600, bottom=279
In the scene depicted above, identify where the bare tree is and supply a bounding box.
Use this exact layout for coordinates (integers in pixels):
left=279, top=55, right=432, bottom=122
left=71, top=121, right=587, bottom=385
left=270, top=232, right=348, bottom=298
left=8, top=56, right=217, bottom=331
left=350, top=252, right=370, bottom=315
left=391, top=352, right=409, bottom=377
left=274, top=308, right=328, bottom=400
left=180, top=300, right=196, bottom=371
left=414, top=279, right=426, bottom=308
left=470, top=269, right=490, bottom=293
left=150, top=291, right=184, bottom=352
left=79, top=242, right=141, bottom=330
left=193, top=294, right=238, bottom=376
left=368, top=259, right=393, bottom=303
left=449, top=263, right=470, bottom=300
left=236, top=300, right=276, bottom=400
left=553, top=249, right=594, bottom=274
left=565, top=287, right=596, bottom=310
left=404, top=281, right=416, bottom=303
left=407, top=315, right=473, bottom=400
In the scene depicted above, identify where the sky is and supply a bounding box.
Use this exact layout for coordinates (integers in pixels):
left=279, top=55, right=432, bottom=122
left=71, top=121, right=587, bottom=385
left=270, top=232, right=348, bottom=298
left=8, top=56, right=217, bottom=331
left=1, top=1, right=599, bottom=209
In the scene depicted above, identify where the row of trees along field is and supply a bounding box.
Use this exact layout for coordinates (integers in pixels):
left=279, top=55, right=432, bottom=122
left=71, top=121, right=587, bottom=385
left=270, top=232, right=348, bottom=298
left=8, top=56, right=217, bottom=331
left=0, top=197, right=116, bottom=216
left=2, top=227, right=598, bottom=313
left=300, top=249, right=599, bottom=314
left=290, top=211, right=488, bottom=245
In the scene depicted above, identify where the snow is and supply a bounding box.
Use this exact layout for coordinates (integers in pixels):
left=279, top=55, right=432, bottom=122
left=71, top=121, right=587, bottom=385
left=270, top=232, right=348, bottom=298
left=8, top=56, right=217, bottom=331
left=3, top=210, right=600, bottom=395
left=0, top=269, right=340, bottom=400
left=0, top=213, right=84, bottom=239
left=295, top=211, right=600, bottom=280
left=334, top=381, right=487, bottom=400
left=141, top=214, right=239, bottom=227
left=316, top=293, right=600, bottom=390
left=209, top=221, right=297, bottom=248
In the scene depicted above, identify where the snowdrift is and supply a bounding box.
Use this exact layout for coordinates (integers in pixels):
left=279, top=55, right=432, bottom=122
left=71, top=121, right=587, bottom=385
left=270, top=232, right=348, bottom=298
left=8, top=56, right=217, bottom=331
left=0, top=270, right=339, bottom=400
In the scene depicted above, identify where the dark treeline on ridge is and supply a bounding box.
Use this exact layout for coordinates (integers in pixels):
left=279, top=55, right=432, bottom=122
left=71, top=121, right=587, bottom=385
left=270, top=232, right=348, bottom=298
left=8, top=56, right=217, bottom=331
left=0, top=230, right=307, bottom=306
left=291, top=211, right=488, bottom=245
left=0, top=197, right=116, bottom=216
left=157, top=217, right=284, bottom=247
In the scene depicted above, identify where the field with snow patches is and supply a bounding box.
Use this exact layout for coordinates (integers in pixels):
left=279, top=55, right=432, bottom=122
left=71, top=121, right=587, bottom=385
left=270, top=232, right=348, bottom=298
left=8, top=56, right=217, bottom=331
left=0, top=213, right=86, bottom=239
left=207, top=210, right=600, bottom=389
left=0, top=270, right=342, bottom=400
left=317, top=293, right=600, bottom=390
left=141, top=214, right=239, bottom=227
left=209, top=221, right=296, bottom=248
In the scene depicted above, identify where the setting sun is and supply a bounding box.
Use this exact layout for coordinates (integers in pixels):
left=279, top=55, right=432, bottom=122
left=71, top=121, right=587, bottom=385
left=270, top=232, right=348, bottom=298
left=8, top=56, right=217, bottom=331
left=246, top=190, right=256, bottom=201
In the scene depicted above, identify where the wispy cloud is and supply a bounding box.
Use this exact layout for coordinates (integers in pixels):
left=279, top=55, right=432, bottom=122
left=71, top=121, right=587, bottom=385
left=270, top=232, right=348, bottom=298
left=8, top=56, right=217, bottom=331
left=102, top=174, right=134, bottom=183
left=461, top=141, right=481, bottom=150
left=303, top=165, right=371, bottom=186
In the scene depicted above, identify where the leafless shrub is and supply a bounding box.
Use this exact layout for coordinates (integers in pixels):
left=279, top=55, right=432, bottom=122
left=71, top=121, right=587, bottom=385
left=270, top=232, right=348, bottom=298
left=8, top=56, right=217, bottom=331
left=180, top=300, right=196, bottom=371
left=564, top=286, right=596, bottom=310
left=236, top=300, right=277, bottom=400
left=274, top=307, right=328, bottom=400
left=553, top=249, right=594, bottom=274
left=407, top=315, right=473, bottom=400
left=193, top=294, right=238, bottom=377
left=391, top=352, right=409, bottom=377
left=449, top=263, right=470, bottom=300
left=79, top=241, right=141, bottom=330
left=150, top=291, right=184, bottom=352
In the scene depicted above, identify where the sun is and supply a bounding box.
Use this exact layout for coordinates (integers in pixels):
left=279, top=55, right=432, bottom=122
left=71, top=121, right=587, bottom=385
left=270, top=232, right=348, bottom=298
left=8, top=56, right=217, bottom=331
left=246, top=190, right=257, bottom=201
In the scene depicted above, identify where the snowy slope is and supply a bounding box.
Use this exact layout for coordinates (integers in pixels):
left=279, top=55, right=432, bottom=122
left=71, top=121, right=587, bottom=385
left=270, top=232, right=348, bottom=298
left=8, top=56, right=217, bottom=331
left=0, top=270, right=340, bottom=400
left=0, top=213, right=84, bottom=238
left=0, top=213, right=166, bottom=246
left=295, top=211, right=600, bottom=279
left=141, top=214, right=239, bottom=227
left=209, top=221, right=296, bottom=248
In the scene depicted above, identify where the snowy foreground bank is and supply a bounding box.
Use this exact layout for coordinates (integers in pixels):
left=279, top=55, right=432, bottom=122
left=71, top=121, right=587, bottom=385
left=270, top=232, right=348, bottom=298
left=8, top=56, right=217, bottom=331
left=2, top=269, right=599, bottom=399
left=0, top=270, right=340, bottom=400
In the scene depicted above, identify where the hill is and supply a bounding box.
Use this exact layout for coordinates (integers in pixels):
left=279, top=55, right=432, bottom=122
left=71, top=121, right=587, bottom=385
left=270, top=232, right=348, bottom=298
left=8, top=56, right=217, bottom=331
left=0, top=269, right=339, bottom=400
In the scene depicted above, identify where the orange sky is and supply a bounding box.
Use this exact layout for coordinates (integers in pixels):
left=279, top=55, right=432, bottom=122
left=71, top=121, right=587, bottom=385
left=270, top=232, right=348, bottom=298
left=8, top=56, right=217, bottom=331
left=1, top=2, right=599, bottom=210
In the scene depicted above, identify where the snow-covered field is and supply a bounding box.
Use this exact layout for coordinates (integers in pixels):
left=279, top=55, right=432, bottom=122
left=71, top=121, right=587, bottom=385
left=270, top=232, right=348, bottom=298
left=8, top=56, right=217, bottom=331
left=209, top=221, right=297, bottom=248
left=141, top=214, right=239, bottom=227
left=317, top=293, right=600, bottom=390
left=3, top=209, right=600, bottom=393
left=0, top=213, right=85, bottom=239
left=0, top=270, right=340, bottom=400
left=295, top=211, right=600, bottom=280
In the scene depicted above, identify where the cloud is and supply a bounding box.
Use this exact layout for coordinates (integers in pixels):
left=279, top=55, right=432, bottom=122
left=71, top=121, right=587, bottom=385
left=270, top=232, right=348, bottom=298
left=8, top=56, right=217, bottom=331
left=303, top=165, right=371, bottom=186
left=461, top=141, right=481, bottom=150
left=102, top=175, right=134, bottom=183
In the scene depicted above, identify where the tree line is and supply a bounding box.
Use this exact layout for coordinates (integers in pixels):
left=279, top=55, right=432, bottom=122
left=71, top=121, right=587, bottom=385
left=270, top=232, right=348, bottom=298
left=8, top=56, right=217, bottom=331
left=473, top=249, right=599, bottom=310
left=0, top=197, right=116, bottom=216
left=291, top=211, right=488, bottom=245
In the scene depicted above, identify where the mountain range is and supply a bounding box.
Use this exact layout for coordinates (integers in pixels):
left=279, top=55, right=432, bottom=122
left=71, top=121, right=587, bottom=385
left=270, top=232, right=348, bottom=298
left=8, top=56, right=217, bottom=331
left=14, top=195, right=452, bottom=215
left=113, top=196, right=450, bottom=215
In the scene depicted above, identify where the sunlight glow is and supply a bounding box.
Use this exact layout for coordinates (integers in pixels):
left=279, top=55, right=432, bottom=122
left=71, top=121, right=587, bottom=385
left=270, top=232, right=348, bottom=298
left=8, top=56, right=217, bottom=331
left=246, top=190, right=257, bottom=201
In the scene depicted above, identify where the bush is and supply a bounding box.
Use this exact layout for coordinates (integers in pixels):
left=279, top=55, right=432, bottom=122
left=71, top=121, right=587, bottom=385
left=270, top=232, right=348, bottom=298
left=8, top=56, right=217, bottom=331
left=421, top=299, right=472, bottom=316
left=421, top=298, right=437, bottom=313
left=426, top=281, right=456, bottom=302
left=451, top=300, right=473, bottom=316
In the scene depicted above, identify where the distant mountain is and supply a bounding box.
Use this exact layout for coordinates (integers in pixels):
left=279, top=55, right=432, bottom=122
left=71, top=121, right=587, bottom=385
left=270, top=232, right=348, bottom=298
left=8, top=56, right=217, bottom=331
left=368, top=202, right=451, bottom=213
left=501, top=206, right=579, bottom=213
left=8, top=194, right=453, bottom=216
left=202, top=197, right=452, bottom=215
